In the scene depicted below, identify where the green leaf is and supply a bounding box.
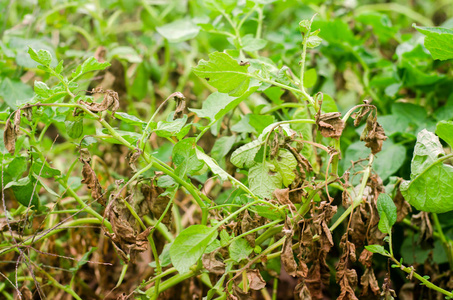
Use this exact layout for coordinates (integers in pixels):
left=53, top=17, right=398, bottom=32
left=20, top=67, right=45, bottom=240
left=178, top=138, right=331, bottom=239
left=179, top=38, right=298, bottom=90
left=0, top=78, right=34, bottom=109
left=169, top=225, right=218, bottom=274
left=65, top=116, right=84, bottom=139
left=364, top=245, right=390, bottom=256
left=436, top=121, right=453, bottom=149
left=34, top=81, right=52, bottom=98
left=414, top=25, right=453, bottom=60
left=190, top=88, right=258, bottom=122
left=71, top=57, right=111, bottom=81
left=230, top=140, right=262, bottom=168
left=156, top=19, right=200, bottom=43
left=210, top=136, right=236, bottom=162
left=115, top=112, right=146, bottom=126
left=401, top=129, right=453, bottom=213
left=32, top=161, right=61, bottom=178
left=241, top=34, right=267, bottom=51
left=149, top=243, right=172, bottom=268
left=220, top=230, right=230, bottom=247
left=7, top=156, right=28, bottom=180
left=28, top=47, right=52, bottom=67
left=69, top=247, right=97, bottom=273
left=377, top=193, right=397, bottom=234
left=195, top=149, right=229, bottom=181
left=249, top=114, right=274, bottom=134
left=251, top=205, right=282, bottom=221
left=249, top=161, right=282, bottom=198
left=107, top=46, right=142, bottom=63
left=271, top=150, right=297, bottom=187
left=229, top=238, right=253, bottom=263
left=172, top=138, right=204, bottom=178
left=4, top=176, right=40, bottom=209
left=193, top=52, right=251, bottom=96
left=155, top=114, right=188, bottom=138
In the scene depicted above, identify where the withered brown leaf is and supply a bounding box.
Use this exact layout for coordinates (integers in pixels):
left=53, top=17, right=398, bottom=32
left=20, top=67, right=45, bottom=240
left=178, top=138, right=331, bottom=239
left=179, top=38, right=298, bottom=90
left=246, top=269, right=266, bottom=290
left=316, top=112, right=345, bottom=139
left=172, top=92, right=186, bottom=120
left=294, top=281, right=312, bottom=300
left=273, top=188, right=296, bottom=213
left=4, top=110, right=21, bottom=155
left=141, top=183, right=172, bottom=227
left=79, top=88, right=120, bottom=118
left=360, top=267, right=380, bottom=296
left=360, top=113, right=387, bottom=154
left=241, top=210, right=256, bottom=248
left=80, top=154, right=106, bottom=206
left=202, top=251, right=225, bottom=275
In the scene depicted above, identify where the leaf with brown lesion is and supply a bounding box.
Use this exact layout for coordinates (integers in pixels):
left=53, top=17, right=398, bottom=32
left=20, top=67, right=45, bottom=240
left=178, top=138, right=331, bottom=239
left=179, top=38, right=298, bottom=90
left=202, top=250, right=225, bottom=275
left=140, top=182, right=172, bottom=227
left=316, top=112, right=345, bottom=139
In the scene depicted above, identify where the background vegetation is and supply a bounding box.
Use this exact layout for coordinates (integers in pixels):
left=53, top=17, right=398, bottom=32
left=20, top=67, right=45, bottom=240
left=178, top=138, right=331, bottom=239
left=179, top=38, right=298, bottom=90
left=1, top=0, right=453, bottom=299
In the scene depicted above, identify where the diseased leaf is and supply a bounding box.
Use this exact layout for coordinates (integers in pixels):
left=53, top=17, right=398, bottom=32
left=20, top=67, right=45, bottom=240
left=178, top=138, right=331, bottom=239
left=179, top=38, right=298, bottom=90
left=246, top=269, right=266, bottom=290
left=414, top=25, right=453, bottom=60
left=401, top=129, right=453, bottom=213
left=3, top=110, right=21, bottom=155
left=202, top=251, right=225, bottom=275
left=78, top=88, right=119, bottom=118
left=316, top=112, right=344, bottom=139
left=230, top=140, right=262, bottom=168
left=169, top=225, right=218, bottom=274
left=193, top=52, right=251, bottom=96
left=80, top=154, right=106, bottom=206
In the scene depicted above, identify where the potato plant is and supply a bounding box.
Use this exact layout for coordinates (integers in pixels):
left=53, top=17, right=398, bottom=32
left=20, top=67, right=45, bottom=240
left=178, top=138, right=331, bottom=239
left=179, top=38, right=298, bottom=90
left=1, top=1, right=453, bottom=299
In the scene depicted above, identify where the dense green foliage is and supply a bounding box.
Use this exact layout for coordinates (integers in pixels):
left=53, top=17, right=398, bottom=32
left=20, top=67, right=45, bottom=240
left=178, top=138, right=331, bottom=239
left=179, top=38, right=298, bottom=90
left=1, top=1, right=453, bottom=299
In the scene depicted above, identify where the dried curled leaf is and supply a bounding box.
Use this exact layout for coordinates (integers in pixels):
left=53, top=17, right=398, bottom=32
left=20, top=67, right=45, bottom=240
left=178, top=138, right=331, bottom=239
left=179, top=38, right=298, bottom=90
left=241, top=210, right=256, bottom=248
left=294, top=281, right=311, bottom=300
left=336, top=233, right=358, bottom=300
left=4, top=110, right=21, bottom=155
left=80, top=151, right=106, bottom=206
left=79, top=87, right=120, bottom=118
left=411, top=211, right=434, bottom=249
left=202, top=250, right=225, bottom=275
left=316, top=112, right=345, bottom=139
left=172, top=92, right=186, bottom=120
left=246, top=269, right=266, bottom=290
left=105, top=196, right=152, bottom=263
left=281, top=217, right=297, bottom=277
left=141, top=183, right=172, bottom=227
left=274, top=188, right=296, bottom=213
left=360, top=267, right=380, bottom=296
left=360, top=112, right=387, bottom=154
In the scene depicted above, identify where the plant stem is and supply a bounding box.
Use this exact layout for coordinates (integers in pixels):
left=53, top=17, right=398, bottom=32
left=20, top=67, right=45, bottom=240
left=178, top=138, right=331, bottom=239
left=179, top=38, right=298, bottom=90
left=432, top=213, right=453, bottom=269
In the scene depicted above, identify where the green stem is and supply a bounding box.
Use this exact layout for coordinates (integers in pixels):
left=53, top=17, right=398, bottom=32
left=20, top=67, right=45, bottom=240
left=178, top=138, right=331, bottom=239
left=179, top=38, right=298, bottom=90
left=329, top=154, right=375, bottom=232
left=432, top=213, right=453, bottom=269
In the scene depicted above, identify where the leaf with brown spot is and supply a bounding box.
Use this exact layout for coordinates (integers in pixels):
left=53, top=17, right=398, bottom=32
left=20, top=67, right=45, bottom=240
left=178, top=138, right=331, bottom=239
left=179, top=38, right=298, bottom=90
left=359, top=249, right=374, bottom=268
left=411, top=211, right=434, bottom=249
left=352, top=105, right=372, bottom=127
left=231, top=283, right=253, bottom=300
left=141, top=182, right=172, bottom=226
left=394, top=188, right=411, bottom=222
left=246, top=269, right=266, bottom=290
left=360, top=112, right=387, bottom=154
left=4, top=110, right=21, bottom=155
left=202, top=251, right=225, bottom=275
left=80, top=156, right=106, bottom=206
left=316, top=112, right=345, bottom=139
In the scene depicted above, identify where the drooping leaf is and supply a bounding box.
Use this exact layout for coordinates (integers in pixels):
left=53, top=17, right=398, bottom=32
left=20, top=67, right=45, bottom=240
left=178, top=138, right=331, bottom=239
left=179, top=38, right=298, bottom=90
left=115, top=112, right=146, bottom=126
left=414, top=25, right=453, bottom=60
left=376, top=193, right=397, bottom=234
left=155, top=114, right=188, bottom=138
left=169, top=225, right=218, bottom=274
left=193, top=52, right=251, bottom=96
left=401, top=129, right=453, bottom=213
